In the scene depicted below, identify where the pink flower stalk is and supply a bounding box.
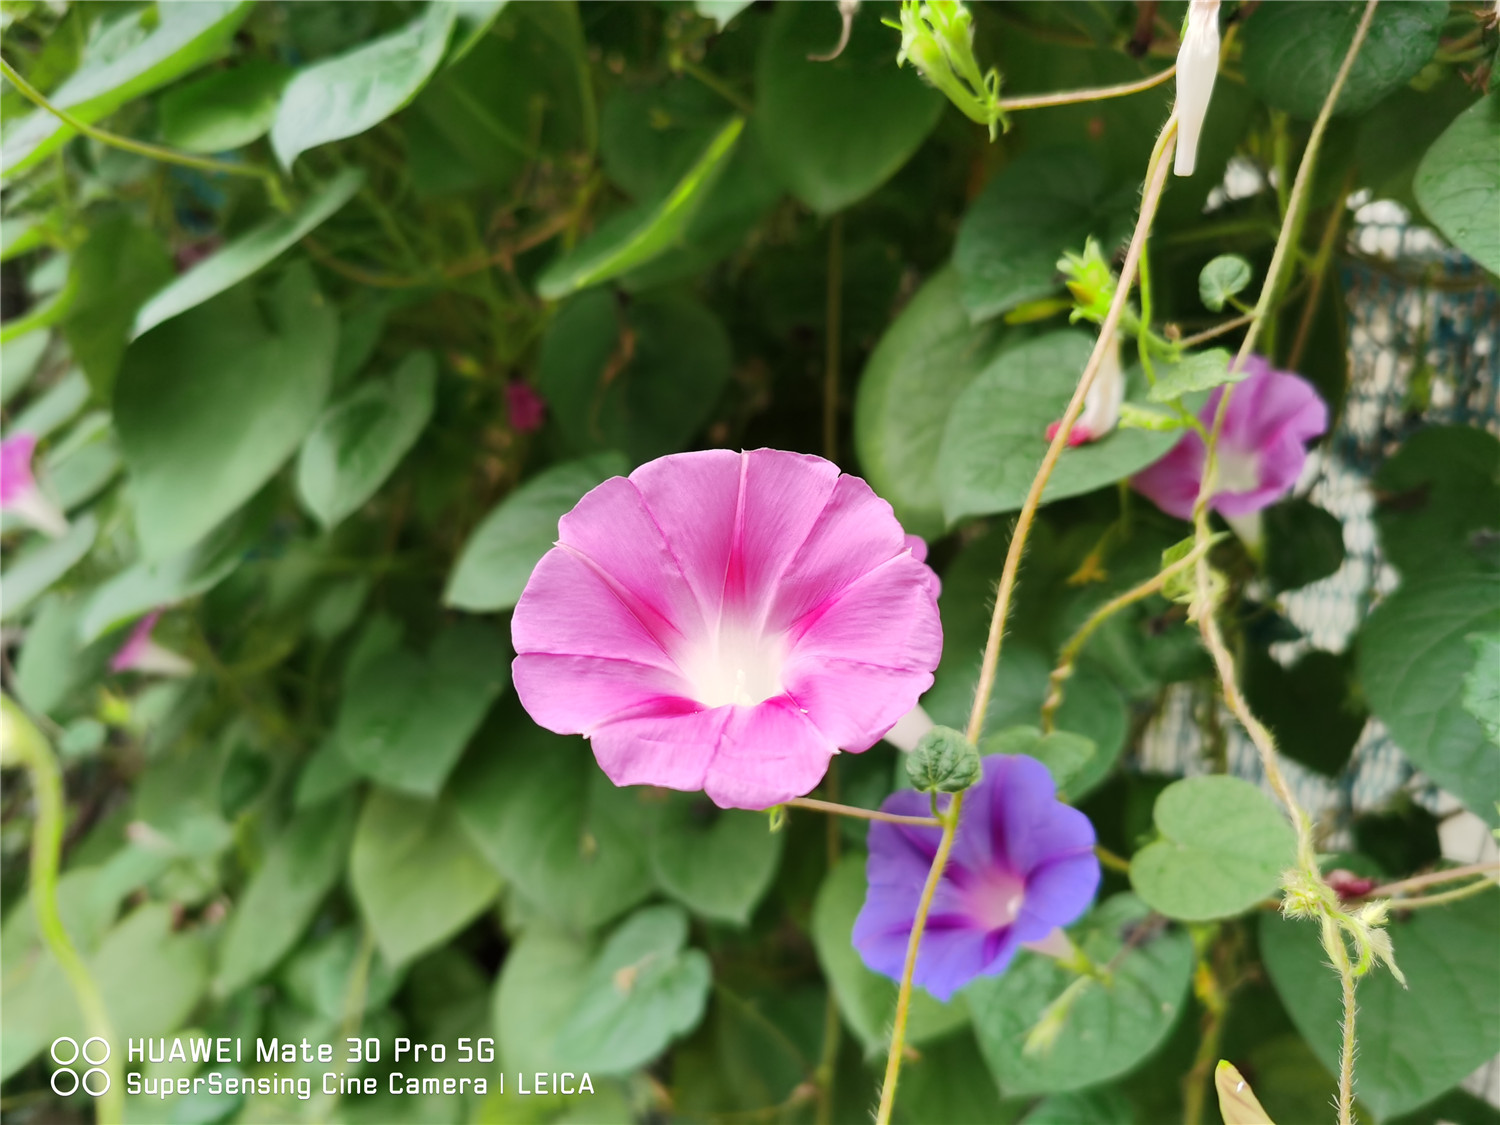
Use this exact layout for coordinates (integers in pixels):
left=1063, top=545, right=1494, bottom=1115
left=1131, top=356, right=1327, bottom=530
left=1046, top=331, right=1125, bottom=447
left=110, top=611, right=194, bottom=677
left=506, top=380, right=547, bottom=433
left=0, top=432, right=68, bottom=538
left=511, top=449, right=943, bottom=810
left=1174, top=0, right=1221, bottom=177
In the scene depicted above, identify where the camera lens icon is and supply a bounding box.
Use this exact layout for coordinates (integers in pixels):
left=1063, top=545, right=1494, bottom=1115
left=50, top=1037, right=110, bottom=1097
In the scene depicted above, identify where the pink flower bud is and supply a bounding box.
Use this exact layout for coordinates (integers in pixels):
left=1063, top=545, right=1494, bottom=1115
left=0, top=432, right=68, bottom=538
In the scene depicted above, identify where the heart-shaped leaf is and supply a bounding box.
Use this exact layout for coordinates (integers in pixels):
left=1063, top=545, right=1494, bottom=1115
left=1415, top=92, right=1500, bottom=275
left=648, top=793, right=784, bottom=926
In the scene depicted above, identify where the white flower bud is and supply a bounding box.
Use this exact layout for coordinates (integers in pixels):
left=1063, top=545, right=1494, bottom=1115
left=1173, top=0, right=1221, bottom=177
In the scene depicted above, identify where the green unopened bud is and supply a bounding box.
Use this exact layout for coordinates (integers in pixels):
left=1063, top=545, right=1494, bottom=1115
left=906, top=725, right=981, bottom=793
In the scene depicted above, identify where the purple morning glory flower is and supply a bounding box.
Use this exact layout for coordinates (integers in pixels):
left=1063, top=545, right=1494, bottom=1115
left=852, top=754, right=1101, bottom=1001
left=1131, top=356, right=1328, bottom=522
left=1, top=432, right=68, bottom=538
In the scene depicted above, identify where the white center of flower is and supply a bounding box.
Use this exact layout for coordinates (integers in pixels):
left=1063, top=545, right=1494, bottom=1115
left=968, top=867, right=1027, bottom=932
left=1217, top=446, right=1261, bottom=494
left=681, top=619, right=786, bottom=708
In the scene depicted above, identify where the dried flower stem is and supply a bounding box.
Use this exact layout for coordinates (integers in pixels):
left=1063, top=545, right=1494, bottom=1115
left=787, top=796, right=940, bottom=827
left=1185, top=7, right=1382, bottom=1125
left=999, top=65, right=1176, bottom=111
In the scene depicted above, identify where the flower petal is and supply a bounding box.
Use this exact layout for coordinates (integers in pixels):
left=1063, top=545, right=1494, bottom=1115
left=512, top=652, right=690, bottom=735
left=1020, top=849, right=1102, bottom=929
left=626, top=448, right=744, bottom=619
left=991, top=755, right=1096, bottom=875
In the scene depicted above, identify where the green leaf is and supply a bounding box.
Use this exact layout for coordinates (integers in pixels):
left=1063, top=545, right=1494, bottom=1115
left=1023, top=1088, right=1136, bottom=1125
left=1462, top=632, right=1500, bottom=747
left=1360, top=571, right=1500, bottom=825
left=0, top=2, right=253, bottom=175
left=537, top=290, right=730, bottom=464
left=0, top=331, right=49, bottom=407
left=117, top=262, right=337, bottom=560
left=553, top=904, right=712, bottom=1076
left=336, top=621, right=509, bottom=796
left=1374, top=425, right=1500, bottom=580
left=1129, top=776, right=1296, bottom=921
left=967, top=893, right=1193, bottom=1096
left=158, top=58, right=290, bottom=153
left=296, top=350, right=436, bottom=529
left=453, top=716, right=656, bottom=931
left=811, top=854, right=969, bottom=1057
left=937, top=331, right=1183, bottom=523
left=1242, top=1, right=1447, bottom=121
left=131, top=168, right=363, bottom=338
left=907, top=725, right=982, bottom=793
left=1260, top=888, right=1500, bottom=1119
left=271, top=1, right=458, bottom=168
left=648, top=793, right=784, bottom=926
left=61, top=214, right=174, bottom=400
left=40, top=413, right=120, bottom=515
left=1263, top=498, right=1346, bottom=591
left=10, top=369, right=89, bottom=440
left=1243, top=648, right=1367, bottom=777
left=493, top=922, right=595, bottom=1072
left=280, top=926, right=401, bottom=1022
left=0, top=514, right=97, bottom=623
left=13, top=596, right=106, bottom=718
left=980, top=726, right=1096, bottom=800
left=1147, top=348, right=1239, bottom=403
left=853, top=268, right=1005, bottom=538
left=1414, top=93, right=1500, bottom=274
left=1198, top=255, right=1252, bottom=312
left=536, top=117, right=743, bottom=299
left=214, top=796, right=357, bottom=995
left=695, top=0, right=754, bottom=29
left=349, top=787, right=502, bottom=966
left=756, top=2, right=943, bottom=214
left=955, top=148, right=1133, bottom=322
left=446, top=453, right=629, bottom=612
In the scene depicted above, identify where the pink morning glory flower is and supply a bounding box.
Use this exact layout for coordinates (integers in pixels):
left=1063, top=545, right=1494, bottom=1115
left=1132, top=355, right=1327, bottom=530
left=1174, top=0, right=1221, bottom=178
left=110, top=611, right=193, bottom=677
left=1, top=432, right=68, bottom=538
left=1046, top=331, right=1125, bottom=447
left=506, top=379, right=547, bottom=434
left=852, top=755, right=1100, bottom=1001
left=511, top=448, right=943, bottom=810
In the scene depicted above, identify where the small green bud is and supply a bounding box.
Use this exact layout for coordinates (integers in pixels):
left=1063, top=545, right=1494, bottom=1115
left=1057, top=238, right=1117, bottom=324
left=906, top=725, right=981, bottom=793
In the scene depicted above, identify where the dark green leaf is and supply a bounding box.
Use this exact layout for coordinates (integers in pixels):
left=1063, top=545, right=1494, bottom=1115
left=1263, top=498, right=1347, bottom=591
left=648, top=794, right=783, bottom=926
left=1260, top=888, right=1500, bottom=1119
left=117, top=263, right=337, bottom=559
left=1360, top=571, right=1500, bottom=824
left=1243, top=647, right=1367, bottom=777
left=445, top=453, right=628, bottom=612
left=1374, top=425, right=1500, bottom=580
left=349, top=787, right=502, bottom=966
left=158, top=58, right=290, bottom=154
left=1461, top=632, right=1500, bottom=747
left=1414, top=92, right=1500, bottom=274
left=756, top=2, right=942, bottom=214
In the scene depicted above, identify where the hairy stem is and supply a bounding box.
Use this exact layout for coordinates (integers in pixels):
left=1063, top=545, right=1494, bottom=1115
left=1365, top=860, right=1500, bottom=899
left=787, top=796, right=940, bottom=827
left=999, top=67, right=1176, bottom=111
left=1380, top=876, right=1499, bottom=911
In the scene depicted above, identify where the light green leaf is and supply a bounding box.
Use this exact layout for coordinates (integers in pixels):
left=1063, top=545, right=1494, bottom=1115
left=280, top=927, right=402, bottom=1022
left=553, top=904, right=712, bottom=1076
left=0, top=514, right=97, bottom=623
left=0, top=2, right=253, bottom=175
left=158, top=58, right=290, bottom=154
left=296, top=351, right=436, bottom=529
left=0, top=330, right=49, bottom=406
left=10, top=369, right=89, bottom=440
left=0, top=273, right=77, bottom=345
left=271, top=1, right=458, bottom=168
left=811, top=854, right=969, bottom=1057
left=40, top=413, right=120, bottom=515
left=493, top=922, right=595, bottom=1073
left=1462, top=632, right=1500, bottom=747
left=967, top=893, right=1193, bottom=1096
left=453, top=716, right=656, bottom=931
left=1147, top=348, right=1238, bottom=403
left=1261, top=888, right=1500, bottom=1119
left=1129, top=776, right=1296, bottom=921
left=937, top=331, right=1184, bottom=523
left=1415, top=94, right=1500, bottom=287
left=336, top=621, right=509, bottom=796
left=445, top=453, right=627, bottom=612
left=1361, top=571, right=1500, bottom=825
left=1242, top=0, right=1447, bottom=121
left=853, top=267, right=1004, bottom=538
left=955, top=147, right=1134, bottom=322
left=536, top=117, right=743, bottom=299
left=1198, top=255, right=1253, bottom=312
left=1263, top=497, right=1347, bottom=592
left=537, top=290, right=730, bottom=464
left=116, top=262, right=337, bottom=560
left=350, top=787, right=502, bottom=967
left=13, top=596, right=105, bottom=717
left=132, top=168, right=362, bottom=338
left=648, top=793, right=784, bottom=926
left=756, top=2, right=942, bottom=213
left=215, top=796, right=357, bottom=994
left=695, top=0, right=754, bottom=29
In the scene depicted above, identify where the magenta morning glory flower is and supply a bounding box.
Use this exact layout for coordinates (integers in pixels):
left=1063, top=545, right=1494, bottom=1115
left=1, top=432, right=68, bottom=538
left=506, top=379, right=547, bottom=434
left=852, top=755, right=1100, bottom=1001
left=511, top=448, right=943, bottom=810
left=1131, top=356, right=1328, bottom=525
left=110, top=611, right=193, bottom=677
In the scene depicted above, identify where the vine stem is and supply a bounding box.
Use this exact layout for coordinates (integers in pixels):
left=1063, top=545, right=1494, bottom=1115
left=998, top=65, right=1176, bottom=111
left=787, top=796, right=940, bottom=828
left=875, top=114, right=1181, bottom=1125
left=1364, top=860, right=1500, bottom=899
left=1379, top=876, right=1499, bottom=911
left=0, top=56, right=288, bottom=209
left=1185, top=6, right=1381, bottom=1125
left=1, top=697, right=123, bottom=1125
